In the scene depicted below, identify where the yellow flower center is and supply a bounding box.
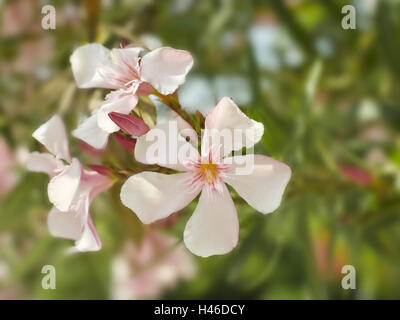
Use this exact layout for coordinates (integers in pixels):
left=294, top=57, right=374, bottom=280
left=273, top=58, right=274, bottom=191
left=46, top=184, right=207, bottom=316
left=200, top=163, right=219, bottom=184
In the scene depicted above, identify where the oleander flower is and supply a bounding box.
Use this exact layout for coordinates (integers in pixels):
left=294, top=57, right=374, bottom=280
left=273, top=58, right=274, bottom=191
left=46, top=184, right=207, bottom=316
left=120, top=97, right=291, bottom=257
left=70, top=43, right=193, bottom=149
left=112, top=230, right=195, bottom=300
left=26, top=115, right=113, bottom=251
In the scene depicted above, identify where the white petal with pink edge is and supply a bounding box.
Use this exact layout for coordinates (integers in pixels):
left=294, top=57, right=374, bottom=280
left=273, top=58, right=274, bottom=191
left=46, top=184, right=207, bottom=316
left=223, top=154, right=291, bottom=214
left=140, top=47, right=193, bottom=95
left=26, top=152, right=64, bottom=177
left=184, top=183, right=239, bottom=257
left=75, top=214, right=102, bottom=252
left=111, top=47, right=142, bottom=73
left=47, top=207, right=102, bottom=252
left=47, top=207, right=82, bottom=240
left=97, top=93, right=139, bottom=133
left=203, top=97, right=264, bottom=158
left=81, top=169, right=114, bottom=200
left=48, top=158, right=82, bottom=212
left=120, top=171, right=201, bottom=224
left=70, top=43, right=118, bottom=89
left=72, top=113, right=110, bottom=150
left=32, top=114, right=71, bottom=162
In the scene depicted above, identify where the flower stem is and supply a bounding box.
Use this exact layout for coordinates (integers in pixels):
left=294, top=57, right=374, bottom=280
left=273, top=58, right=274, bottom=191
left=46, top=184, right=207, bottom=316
left=153, top=90, right=202, bottom=137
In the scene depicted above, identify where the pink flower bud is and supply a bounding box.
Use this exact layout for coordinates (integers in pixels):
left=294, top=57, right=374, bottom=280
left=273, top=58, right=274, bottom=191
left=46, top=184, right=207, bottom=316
left=340, top=165, right=372, bottom=186
left=114, top=133, right=137, bottom=153
left=108, top=112, right=149, bottom=136
left=120, top=40, right=129, bottom=48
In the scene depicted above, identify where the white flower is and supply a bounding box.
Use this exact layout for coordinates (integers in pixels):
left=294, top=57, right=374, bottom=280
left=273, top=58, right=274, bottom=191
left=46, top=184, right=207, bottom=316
left=120, top=97, right=291, bottom=257
left=70, top=44, right=194, bottom=149
left=26, top=115, right=113, bottom=251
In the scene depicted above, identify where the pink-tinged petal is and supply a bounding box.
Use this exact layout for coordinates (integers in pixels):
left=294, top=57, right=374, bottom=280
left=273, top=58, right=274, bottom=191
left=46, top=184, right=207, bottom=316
left=137, top=82, right=154, bottom=95
left=81, top=169, right=114, bottom=200
left=76, top=171, right=112, bottom=251
left=48, top=158, right=82, bottom=212
left=48, top=167, right=109, bottom=252
left=32, top=115, right=71, bottom=162
left=120, top=172, right=201, bottom=224
left=223, top=155, right=291, bottom=214
left=111, top=47, right=142, bottom=77
left=134, top=122, right=200, bottom=171
left=47, top=207, right=101, bottom=252
left=74, top=214, right=102, bottom=252
left=72, top=113, right=110, bottom=150
left=47, top=207, right=82, bottom=240
left=203, top=97, right=264, bottom=158
left=184, top=183, right=239, bottom=257
left=97, top=93, right=139, bottom=134
left=70, top=43, right=119, bottom=89
left=140, top=47, right=193, bottom=95
left=26, top=152, right=64, bottom=177
left=113, top=133, right=137, bottom=153
left=108, top=112, right=149, bottom=136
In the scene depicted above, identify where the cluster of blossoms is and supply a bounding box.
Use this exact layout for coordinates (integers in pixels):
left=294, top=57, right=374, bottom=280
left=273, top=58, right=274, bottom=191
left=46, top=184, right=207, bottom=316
left=26, top=115, right=114, bottom=251
left=27, top=42, right=291, bottom=258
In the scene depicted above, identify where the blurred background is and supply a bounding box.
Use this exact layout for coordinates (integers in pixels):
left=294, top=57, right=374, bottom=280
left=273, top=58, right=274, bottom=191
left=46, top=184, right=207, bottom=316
left=1, top=0, right=400, bottom=299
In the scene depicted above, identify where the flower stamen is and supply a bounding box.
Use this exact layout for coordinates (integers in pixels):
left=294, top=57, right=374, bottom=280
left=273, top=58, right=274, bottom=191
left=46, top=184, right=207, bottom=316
left=200, top=163, right=219, bottom=184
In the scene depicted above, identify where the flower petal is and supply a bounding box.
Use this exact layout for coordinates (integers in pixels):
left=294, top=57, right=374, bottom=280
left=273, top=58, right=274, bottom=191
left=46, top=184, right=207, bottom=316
left=71, top=170, right=110, bottom=251
left=47, top=207, right=101, bottom=252
left=48, top=158, right=82, bottom=212
left=140, top=47, right=193, bottom=95
left=26, top=152, right=64, bottom=177
left=134, top=122, right=200, bottom=171
left=120, top=172, right=200, bottom=224
left=222, top=155, right=291, bottom=214
left=184, top=184, right=239, bottom=257
left=72, top=113, right=110, bottom=150
left=47, top=207, right=82, bottom=240
left=75, top=214, right=102, bottom=252
left=203, top=97, right=264, bottom=158
left=97, top=94, right=139, bottom=133
left=32, top=114, right=71, bottom=162
left=70, top=43, right=118, bottom=89
left=111, top=47, right=142, bottom=77
left=81, top=169, right=114, bottom=200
